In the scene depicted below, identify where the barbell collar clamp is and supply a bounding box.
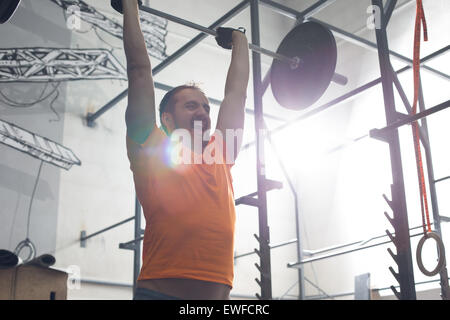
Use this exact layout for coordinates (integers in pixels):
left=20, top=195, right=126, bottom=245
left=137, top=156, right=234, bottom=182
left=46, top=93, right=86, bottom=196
left=331, top=72, right=348, bottom=86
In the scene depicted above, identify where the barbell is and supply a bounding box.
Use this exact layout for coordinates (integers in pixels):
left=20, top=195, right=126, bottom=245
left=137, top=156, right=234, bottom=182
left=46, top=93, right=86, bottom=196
left=112, top=0, right=347, bottom=110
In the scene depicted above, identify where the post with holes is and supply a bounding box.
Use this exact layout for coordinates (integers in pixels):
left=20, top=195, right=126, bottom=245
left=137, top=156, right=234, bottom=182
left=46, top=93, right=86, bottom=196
left=371, top=0, right=416, bottom=299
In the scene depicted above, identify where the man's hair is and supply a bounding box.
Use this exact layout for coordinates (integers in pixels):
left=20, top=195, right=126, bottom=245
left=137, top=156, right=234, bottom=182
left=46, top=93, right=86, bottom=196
left=159, top=83, right=205, bottom=134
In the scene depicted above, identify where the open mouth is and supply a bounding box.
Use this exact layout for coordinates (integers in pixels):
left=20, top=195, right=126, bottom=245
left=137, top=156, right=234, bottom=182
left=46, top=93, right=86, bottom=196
left=191, top=117, right=210, bottom=131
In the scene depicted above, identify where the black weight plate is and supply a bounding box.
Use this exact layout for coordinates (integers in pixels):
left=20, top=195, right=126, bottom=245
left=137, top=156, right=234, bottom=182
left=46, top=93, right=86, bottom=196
left=0, top=0, right=21, bottom=24
left=271, top=21, right=337, bottom=110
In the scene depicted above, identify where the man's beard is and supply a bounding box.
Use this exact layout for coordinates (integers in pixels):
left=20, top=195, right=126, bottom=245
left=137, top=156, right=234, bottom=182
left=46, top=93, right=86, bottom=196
left=174, top=117, right=211, bottom=150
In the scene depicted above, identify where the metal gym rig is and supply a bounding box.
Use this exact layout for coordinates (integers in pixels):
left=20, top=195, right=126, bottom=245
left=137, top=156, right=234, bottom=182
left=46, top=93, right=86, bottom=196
left=75, top=0, right=450, bottom=300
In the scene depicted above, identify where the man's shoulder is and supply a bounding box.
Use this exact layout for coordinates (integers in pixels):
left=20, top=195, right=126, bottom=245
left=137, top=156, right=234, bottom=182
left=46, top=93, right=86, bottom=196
left=126, top=126, right=169, bottom=173
left=127, top=125, right=167, bottom=149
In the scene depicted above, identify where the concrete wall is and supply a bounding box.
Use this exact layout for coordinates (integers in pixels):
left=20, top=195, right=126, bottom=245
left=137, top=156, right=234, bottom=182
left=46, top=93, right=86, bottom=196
left=0, top=0, right=71, bottom=260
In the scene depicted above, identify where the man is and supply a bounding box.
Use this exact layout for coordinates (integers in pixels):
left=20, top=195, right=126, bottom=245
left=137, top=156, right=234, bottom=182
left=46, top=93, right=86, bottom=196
left=121, top=0, right=249, bottom=300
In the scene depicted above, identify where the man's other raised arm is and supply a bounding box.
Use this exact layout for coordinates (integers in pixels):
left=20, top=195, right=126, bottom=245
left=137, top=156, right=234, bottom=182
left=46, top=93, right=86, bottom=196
left=123, top=0, right=156, bottom=145
left=216, top=31, right=250, bottom=161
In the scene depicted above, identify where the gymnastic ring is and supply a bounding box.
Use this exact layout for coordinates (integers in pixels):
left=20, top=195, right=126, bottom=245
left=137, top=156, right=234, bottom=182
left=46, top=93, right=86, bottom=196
left=14, top=238, right=36, bottom=263
left=416, top=232, right=446, bottom=277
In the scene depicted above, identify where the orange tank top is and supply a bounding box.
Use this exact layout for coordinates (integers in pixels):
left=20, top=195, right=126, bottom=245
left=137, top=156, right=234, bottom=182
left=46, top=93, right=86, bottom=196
left=126, top=126, right=236, bottom=288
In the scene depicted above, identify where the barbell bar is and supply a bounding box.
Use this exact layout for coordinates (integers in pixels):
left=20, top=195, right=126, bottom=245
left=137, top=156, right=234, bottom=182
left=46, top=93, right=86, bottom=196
left=137, top=4, right=348, bottom=87
left=142, top=5, right=298, bottom=66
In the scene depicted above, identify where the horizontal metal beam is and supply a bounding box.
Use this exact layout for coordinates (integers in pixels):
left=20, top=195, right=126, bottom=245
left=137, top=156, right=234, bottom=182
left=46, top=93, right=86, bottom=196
left=235, top=195, right=260, bottom=207
left=259, top=0, right=302, bottom=19
left=309, top=17, right=450, bottom=81
left=139, top=5, right=296, bottom=66
left=300, top=0, right=337, bottom=20
left=288, top=231, right=424, bottom=268
left=242, top=45, right=450, bottom=150
left=370, top=99, right=450, bottom=139
left=318, top=47, right=448, bottom=155
left=80, top=216, right=135, bottom=247
left=79, top=276, right=450, bottom=299
left=154, top=82, right=221, bottom=105
left=258, top=0, right=449, bottom=81
left=303, top=224, right=429, bottom=257
left=305, top=276, right=450, bottom=300
left=119, top=236, right=144, bottom=250
left=305, top=291, right=354, bottom=300
left=435, top=176, right=450, bottom=184
left=80, top=278, right=133, bottom=288
left=376, top=277, right=450, bottom=295
left=234, top=179, right=283, bottom=206
left=154, top=81, right=288, bottom=122
left=259, top=0, right=336, bottom=20
left=243, top=75, right=381, bottom=150
left=234, top=238, right=297, bottom=260
left=245, top=108, right=289, bottom=122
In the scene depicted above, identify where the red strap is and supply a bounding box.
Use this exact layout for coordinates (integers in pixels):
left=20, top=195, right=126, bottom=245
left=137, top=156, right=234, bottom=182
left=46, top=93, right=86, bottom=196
left=412, top=0, right=431, bottom=234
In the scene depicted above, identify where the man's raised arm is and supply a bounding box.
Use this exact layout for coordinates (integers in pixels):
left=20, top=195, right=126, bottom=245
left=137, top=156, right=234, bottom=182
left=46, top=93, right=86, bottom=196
left=216, top=30, right=250, bottom=161
left=123, top=0, right=156, bottom=145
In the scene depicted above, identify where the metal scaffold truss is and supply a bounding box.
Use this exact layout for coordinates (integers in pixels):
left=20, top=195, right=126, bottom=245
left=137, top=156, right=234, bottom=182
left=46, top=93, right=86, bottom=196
left=0, top=47, right=126, bottom=82
left=50, top=0, right=168, bottom=61
left=0, top=118, right=81, bottom=170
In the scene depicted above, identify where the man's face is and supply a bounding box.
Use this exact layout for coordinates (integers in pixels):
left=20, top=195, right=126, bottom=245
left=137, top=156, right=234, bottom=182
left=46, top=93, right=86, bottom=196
left=166, top=88, right=212, bottom=141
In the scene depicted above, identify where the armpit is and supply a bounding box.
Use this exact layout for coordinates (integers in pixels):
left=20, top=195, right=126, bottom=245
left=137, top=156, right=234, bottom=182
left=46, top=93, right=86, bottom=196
left=126, top=125, right=168, bottom=173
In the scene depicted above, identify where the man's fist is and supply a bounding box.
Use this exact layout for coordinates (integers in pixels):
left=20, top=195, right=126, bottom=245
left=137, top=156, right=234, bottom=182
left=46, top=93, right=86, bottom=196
left=215, top=27, right=246, bottom=50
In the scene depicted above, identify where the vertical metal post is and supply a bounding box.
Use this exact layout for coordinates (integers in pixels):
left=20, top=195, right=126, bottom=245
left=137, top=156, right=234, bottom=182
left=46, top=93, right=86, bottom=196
left=264, top=121, right=305, bottom=300
left=250, top=0, right=272, bottom=300
left=132, top=194, right=142, bottom=298
left=372, top=0, right=416, bottom=300
left=293, top=193, right=305, bottom=300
